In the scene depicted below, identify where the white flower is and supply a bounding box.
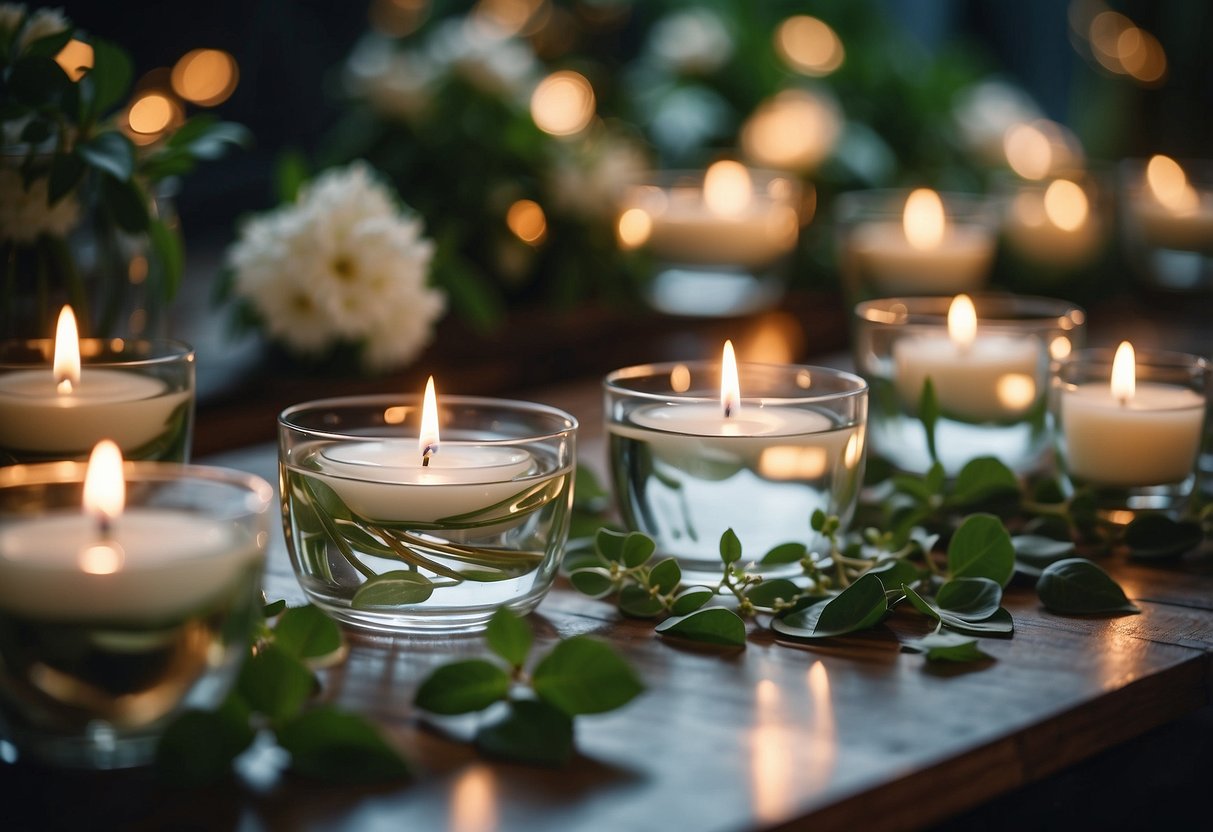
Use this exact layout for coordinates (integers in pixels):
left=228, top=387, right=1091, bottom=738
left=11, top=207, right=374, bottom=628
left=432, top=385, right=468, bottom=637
left=0, top=167, right=80, bottom=243
left=427, top=17, right=538, bottom=99
left=228, top=162, right=445, bottom=370
left=16, top=6, right=67, bottom=53
left=647, top=8, right=733, bottom=75
left=346, top=34, right=435, bottom=122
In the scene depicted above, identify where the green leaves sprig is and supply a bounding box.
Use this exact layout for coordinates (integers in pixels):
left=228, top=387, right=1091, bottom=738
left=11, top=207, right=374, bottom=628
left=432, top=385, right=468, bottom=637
left=155, top=602, right=409, bottom=786
left=413, top=607, right=643, bottom=766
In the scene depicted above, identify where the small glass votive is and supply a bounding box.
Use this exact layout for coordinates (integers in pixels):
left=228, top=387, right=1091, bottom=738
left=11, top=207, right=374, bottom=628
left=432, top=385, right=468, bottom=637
left=999, top=174, right=1108, bottom=274
left=615, top=163, right=801, bottom=317
left=0, top=338, right=195, bottom=465
left=1054, top=346, right=1209, bottom=517
left=604, top=361, right=867, bottom=581
left=853, top=294, right=1086, bottom=476
left=278, top=394, right=577, bottom=633
left=1119, top=157, right=1213, bottom=292
left=0, top=461, right=271, bottom=768
left=835, top=189, right=998, bottom=302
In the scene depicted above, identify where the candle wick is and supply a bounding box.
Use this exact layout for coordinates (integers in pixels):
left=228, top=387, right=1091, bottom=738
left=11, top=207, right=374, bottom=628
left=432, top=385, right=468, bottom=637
left=422, top=444, right=435, bottom=467
left=724, top=402, right=733, bottom=419
left=97, top=513, right=112, bottom=540
left=57, top=379, right=73, bottom=395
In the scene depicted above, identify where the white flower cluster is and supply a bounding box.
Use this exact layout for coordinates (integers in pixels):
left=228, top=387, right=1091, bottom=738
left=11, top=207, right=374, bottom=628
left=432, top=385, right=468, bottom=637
left=0, top=166, right=80, bottom=243
left=0, top=4, right=68, bottom=53
left=228, top=162, right=445, bottom=372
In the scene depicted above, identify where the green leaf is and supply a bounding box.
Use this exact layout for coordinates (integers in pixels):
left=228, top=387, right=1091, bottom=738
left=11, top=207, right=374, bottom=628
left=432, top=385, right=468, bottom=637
left=171, top=119, right=251, bottom=159
left=761, top=542, right=807, bottom=565
left=618, top=585, right=664, bottom=618
left=278, top=706, right=411, bottom=782
left=595, top=528, right=627, bottom=563
left=8, top=55, right=71, bottom=107
left=648, top=557, right=681, bottom=594
left=100, top=173, right=150, bottom=232
left=947, top=513, right=1015, bottom=588
left=719, top=528, right=742, bottom=564
left=154, top=697, right=254, bottom=786
left=352, top=571, right=434, bottom=608
left=236, top=644, right=315, bottom=723
left=476, top=699, right=573, bottom=766
left=810, top=509, right=827, bottom=531
left=263, top=599, right=287, bottom=618
left=745, top=579, right=802, bottom=610
left=1124, top=514, right=1203, bottom=560
left=940, top=607, right=1015, bottom=637
left=670, top=587, right=714, bottom=615
left=47, top=152, right=85, bottom=204
left=867, top=558, right=924, bottom=590
left=900, top=583, right=940, bottom=621
left=414, top=659, right=510, bottom=715
left=78, top=131, right=134, bottom=180
left=904, top=632, right=994, bottom=663
left=948, top=457, right=1020, bottom=506
left=569, top=567, right=615, bottom=599
left=622, top=532, right=656, bottom=568
left=1036, top=558, right=1140, bottom=615
left=573, top=465, right=610, bottom=512
left=532, top=637, right=644, bottom=716
left=1012, top=535, right=1076, bottom=566
left=148, top=218, right=184, bottom=300
left=655, top=607, right=747, bottom=647
left=273, top=605, right=344, bottom=662
left=919, top=377, right=940, bottom=463
left=85, top=38, right=133, bottom=118
left=935, top=577, right=1002, bottom=622
left=773, top=573, right=887, bottom=639
left=486, top=607, right=532, bottom=668
left=892, top=474, right=935, bottom=502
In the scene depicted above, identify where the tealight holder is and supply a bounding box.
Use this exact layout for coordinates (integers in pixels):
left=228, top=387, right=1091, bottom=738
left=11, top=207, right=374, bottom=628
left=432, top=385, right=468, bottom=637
left=604, top=362, right=867, bottom=581
left=0, top=462, right=271, bottom=768
left=1119, top=158, right=1213, bottom=293
left=616, top=165, right=801, bottom=317
left=835, top=189, right=998, bottom=303
left=278, top=395, right=577, bottom=633
left=998, top=173, right=1109, bottom=276
left=853, top=295, right=1086, bottom=476
left=0, top=338, right=195, bottom=465
left=1054, top=347, right=1209, bottom=518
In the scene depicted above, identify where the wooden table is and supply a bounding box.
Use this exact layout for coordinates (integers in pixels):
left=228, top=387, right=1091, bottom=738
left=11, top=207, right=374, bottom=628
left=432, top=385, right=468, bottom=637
left=6, top=359, right=1213, bottom=831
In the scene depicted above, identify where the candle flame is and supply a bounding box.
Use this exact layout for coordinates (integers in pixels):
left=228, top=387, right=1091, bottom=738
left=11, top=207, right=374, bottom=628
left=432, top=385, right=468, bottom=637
left=704, top=161, right=752, bottom=218
left=1111, top=341, right=1135, bottom=405
left=419, top=376, right=440, bottom=464
left=53, top=305, right=81, bottom=394
left=947, top=294, right=978, bottom=353
left=1043, top=179, right=1089, bottom=231
left=1145, top=155, right=1198, bottom=215
left=83, top=440, right=125, bottom=532
left=903, top=188, right=945, bottom=250
left=721, top=340, right=740, bottom=419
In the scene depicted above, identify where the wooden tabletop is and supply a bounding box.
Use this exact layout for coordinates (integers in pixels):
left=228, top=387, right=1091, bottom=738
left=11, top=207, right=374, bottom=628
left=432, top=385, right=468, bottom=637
left=6, top=331, right=1212, bottom=830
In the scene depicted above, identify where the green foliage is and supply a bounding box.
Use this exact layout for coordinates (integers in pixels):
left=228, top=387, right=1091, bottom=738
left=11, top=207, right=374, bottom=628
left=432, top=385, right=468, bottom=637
left=1036, top=558, right=1140, bottom=615
left=656, top=608, right=747, bottom=647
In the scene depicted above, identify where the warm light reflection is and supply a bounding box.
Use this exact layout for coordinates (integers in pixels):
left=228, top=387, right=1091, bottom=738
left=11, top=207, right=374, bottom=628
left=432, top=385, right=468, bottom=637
left=1049, top=336, right=1072, bottom=361
left=530, top=70, right=595, bottom=137
left=670, top=364, right=691, bottom=393
left=449, top=764, right=498, bottom=832
left=1004, top=123, right=1052, bottom=180
left=1145, top=155, right=1198, bottom=215
left=744, top=313, right=798, bottom=365
left=53, top=305, right=80, bottom=394
left=419, top=376, right=440, bottom=461
left=1111, top=341, right=1135, bottom=404
left=127, top=93, right=176, bottom=135
left=759, top=446, right=828, bottom=480
left=843, top=428, right=864, bottom=469
left=171, top=49, right=239, bottom=107
left=474, top=0, right=546, bottom=37
left=506, top=199, right=547, bottom=245
left=80, top=542, right=125, bottom=575
left=721, top=340, right=740, bottom=418
left=947, top=294, right=977, bottom=353
left=774, top=15, right=844, bottom=76
left=741, top=89, right=839, bottom=172
left=903, top=189, right=945, bottom=250
left=1043, top=179, right=1089, bottom=231
left=83, top=440, right=125, bottom=526
left=55, top=39, right=94, bottom=81
left=704, top=161, right=752, bottom=218
left=383, top=405, right=407, bottom=425
left=616, top=207, right=653, bottom=249
left=750, top=678, right=794, bottom=823
left=996, top=374, right=1036, bottom=411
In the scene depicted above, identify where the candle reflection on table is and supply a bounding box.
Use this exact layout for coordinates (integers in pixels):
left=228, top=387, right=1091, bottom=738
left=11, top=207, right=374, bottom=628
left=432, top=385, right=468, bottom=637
left=450, top=764, right=498, bottom=832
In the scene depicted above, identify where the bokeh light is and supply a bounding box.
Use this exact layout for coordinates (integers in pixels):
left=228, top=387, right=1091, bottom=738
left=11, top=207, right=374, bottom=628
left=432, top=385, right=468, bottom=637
left=703, top=161, right=752, bottom=218
left=54, top=39, right=94, bottom=82
left=774, top=16, right=844, bottom=76
left=506, top=199, right=547, bottom=244
left=740, top=89, right=840, bottom=172
left=530, top=70, right=595, bottom=137
left=370, top=0, right=430, bottom=37
left=616, top=207, right=653, bottom=249
left=126, top=93, right=179, bottom=142
left=1043, top=179, right=1089, bottom=231
left=171, top=49, right=239, bottom=106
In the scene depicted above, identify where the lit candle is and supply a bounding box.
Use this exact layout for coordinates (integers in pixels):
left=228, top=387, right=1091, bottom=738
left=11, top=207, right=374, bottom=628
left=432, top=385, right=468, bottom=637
left=306, top=377, right=539, bottom=522
left=893, top=294, right=1042, bottom=422
left=1003, top=178, right=1102, bottom=267
left=618, top=162, right=800, bottom=269
left=0, top=307, right=191, bottom=457
left=1061, top=342, right=1206, bottom=487
left=848, top=189, right=995, bottom=294
left=1131, top=155, right=1213, bottom=252
left=0, top=441, right=263, bottom=620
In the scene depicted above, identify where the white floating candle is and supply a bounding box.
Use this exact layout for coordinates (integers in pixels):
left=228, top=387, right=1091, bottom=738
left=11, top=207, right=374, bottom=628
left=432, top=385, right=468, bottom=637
left=1131, top=155, right=1213, bottom=252
left=0, top=307, right=189, bottom=455
left=1061, top=342, right=1206, bottom=487
left=893, top=294, right=1042, bottom=422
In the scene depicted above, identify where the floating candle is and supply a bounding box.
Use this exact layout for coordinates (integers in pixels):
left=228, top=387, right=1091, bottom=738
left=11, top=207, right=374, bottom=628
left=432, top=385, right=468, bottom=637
left=1061, top=342, right=1206, bottom=487
left=1131, top=155, right=1213, bottom=252
left=1004, top=178, right=1103, bottom=267
left=893, top=295, right=1042, bottom=423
